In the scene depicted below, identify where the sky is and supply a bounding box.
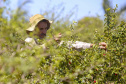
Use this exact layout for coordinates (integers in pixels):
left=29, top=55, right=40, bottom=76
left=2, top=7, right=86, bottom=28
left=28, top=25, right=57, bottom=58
left=8, top=0, right=126, bottom=21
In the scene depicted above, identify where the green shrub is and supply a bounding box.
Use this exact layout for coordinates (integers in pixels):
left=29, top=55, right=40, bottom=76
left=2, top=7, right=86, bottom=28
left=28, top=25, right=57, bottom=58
left=0, top=4, right=126, bottom=84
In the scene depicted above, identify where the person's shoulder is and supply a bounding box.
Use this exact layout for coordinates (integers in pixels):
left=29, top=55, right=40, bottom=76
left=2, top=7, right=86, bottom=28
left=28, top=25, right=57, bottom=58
left=25, top=37, right=34, bottom=43
left=25, top=37, right=37, bottom=46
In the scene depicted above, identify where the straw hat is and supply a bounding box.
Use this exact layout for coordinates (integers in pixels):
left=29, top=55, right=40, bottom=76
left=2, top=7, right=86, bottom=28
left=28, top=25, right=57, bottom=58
left=26, top=14, right=52, bottom=32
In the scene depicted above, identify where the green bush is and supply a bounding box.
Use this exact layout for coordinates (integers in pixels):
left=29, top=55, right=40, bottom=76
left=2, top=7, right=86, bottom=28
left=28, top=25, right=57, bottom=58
left=0, top=3, right=126, bottom=84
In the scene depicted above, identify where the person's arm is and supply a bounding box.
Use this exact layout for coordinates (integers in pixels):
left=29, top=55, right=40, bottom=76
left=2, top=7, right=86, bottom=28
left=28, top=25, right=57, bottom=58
left=64, top=41, right=107, bottom=50
left=54, top=33, right=107, bottom=50
left=54, top=33, right=62, bottom=43
left=70, top=41, right=91, bottom=49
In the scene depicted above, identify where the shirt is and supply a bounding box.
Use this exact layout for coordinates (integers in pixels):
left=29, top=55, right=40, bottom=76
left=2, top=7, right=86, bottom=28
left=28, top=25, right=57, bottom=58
left=25, top=37, right=91, bottom=50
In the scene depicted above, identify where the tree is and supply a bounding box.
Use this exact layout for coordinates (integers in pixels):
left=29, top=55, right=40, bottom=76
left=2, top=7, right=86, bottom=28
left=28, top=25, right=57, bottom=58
left=102, top=0, right=126, bottom=17
left=76, top=17, right=104, bottom=42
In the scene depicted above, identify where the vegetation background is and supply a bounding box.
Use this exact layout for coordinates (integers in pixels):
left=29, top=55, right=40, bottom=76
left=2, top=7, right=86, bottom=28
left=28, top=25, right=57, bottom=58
left=0, top=0, right=126, bottom=83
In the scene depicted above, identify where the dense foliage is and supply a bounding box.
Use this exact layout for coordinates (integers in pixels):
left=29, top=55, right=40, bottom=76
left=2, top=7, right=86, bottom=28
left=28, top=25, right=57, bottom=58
left=0, top=1, right=126, bottom=84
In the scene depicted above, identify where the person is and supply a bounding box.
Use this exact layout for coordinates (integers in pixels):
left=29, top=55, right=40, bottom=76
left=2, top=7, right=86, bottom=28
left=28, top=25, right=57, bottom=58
left=25, top=14, right=107, bottom=50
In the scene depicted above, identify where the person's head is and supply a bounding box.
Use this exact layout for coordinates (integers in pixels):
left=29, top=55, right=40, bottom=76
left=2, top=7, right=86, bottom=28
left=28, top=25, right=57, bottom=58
left=35, top=19, right=50, bottom=39
left=26, top=14, right=51, bottom=39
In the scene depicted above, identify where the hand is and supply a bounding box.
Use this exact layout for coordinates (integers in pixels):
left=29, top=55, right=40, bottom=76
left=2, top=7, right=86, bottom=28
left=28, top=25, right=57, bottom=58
left=54, top=33, right=62, bottom=43
left=99, top=42, right=107, bottom=50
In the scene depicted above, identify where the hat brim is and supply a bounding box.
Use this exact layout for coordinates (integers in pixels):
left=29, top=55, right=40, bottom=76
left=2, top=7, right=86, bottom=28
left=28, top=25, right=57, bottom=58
left=26, top=25, right=36, bottom=32
left=26, top=19, right=52, bottom=32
